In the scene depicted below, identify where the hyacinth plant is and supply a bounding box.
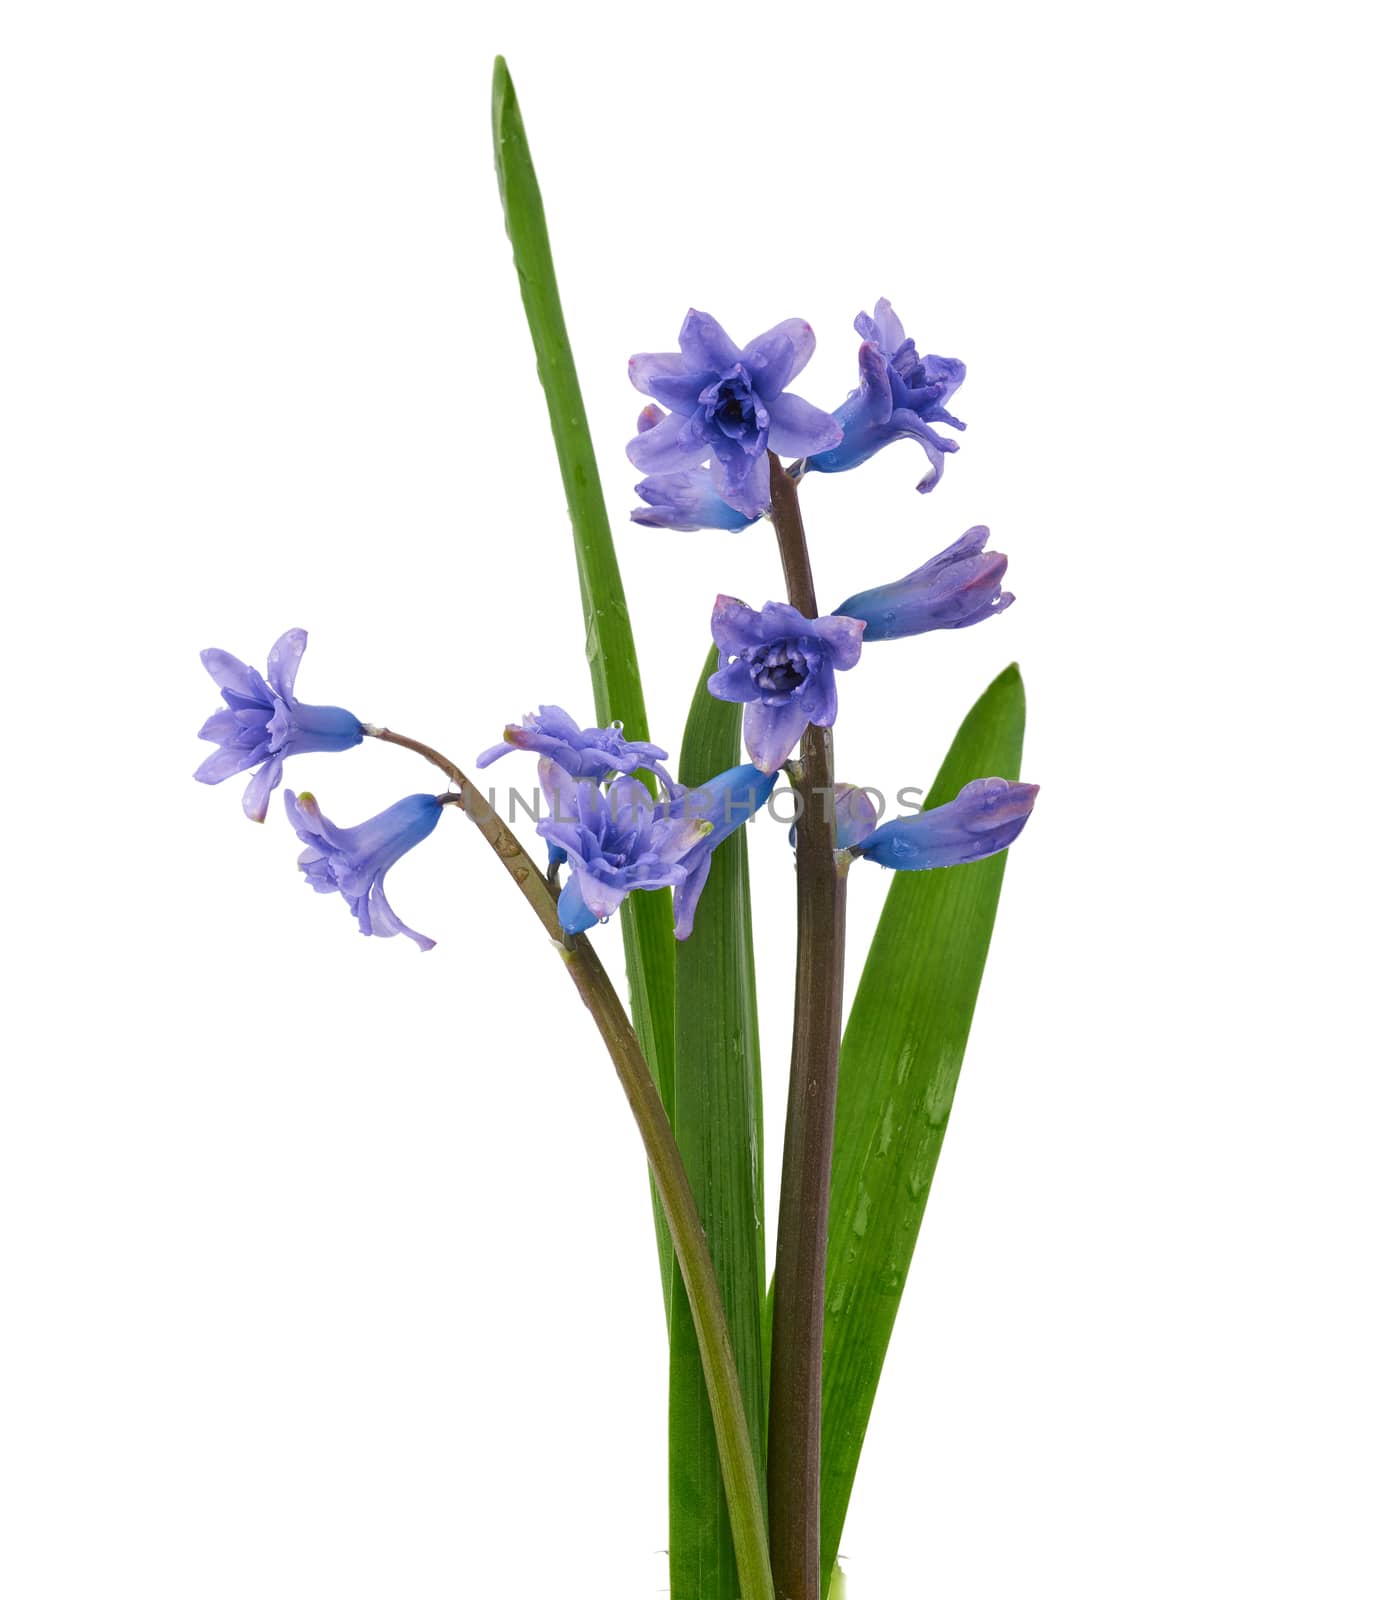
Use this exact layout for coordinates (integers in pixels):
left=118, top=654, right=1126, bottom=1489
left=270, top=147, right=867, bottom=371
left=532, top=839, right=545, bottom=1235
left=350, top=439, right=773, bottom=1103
left=194, top=60, right=1037, bottom=1600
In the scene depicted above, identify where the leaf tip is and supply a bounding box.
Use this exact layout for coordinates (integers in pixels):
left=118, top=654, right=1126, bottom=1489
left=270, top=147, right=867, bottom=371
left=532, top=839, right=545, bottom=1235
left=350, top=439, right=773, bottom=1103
left=491, top=56, right=517, bottom=149
left=988, top=659, right=1026, bottom=710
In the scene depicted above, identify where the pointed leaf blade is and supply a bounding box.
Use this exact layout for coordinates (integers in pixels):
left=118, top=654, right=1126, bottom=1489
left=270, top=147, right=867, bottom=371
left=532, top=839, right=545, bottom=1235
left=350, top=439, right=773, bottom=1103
left=820, top=663, right=1027, bottom=1580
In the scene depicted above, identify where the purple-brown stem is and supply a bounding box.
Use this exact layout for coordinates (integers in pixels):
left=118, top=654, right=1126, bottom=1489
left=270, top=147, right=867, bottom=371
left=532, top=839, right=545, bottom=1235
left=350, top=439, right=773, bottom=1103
left=765, top=455, right=849, bottom=1600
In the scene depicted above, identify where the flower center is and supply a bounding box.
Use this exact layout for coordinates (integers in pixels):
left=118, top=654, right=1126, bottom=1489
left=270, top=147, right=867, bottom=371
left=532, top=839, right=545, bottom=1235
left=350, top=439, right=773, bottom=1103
left=746, top=637, right=819, bottom=704
left=703, top=366, right=762, bottom=447
left=598, top=817, right=643, bottom=871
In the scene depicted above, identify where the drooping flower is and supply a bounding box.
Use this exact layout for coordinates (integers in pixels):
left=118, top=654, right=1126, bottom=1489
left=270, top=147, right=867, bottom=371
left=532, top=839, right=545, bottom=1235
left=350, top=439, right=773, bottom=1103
left=632, top=466, right=758, bottom=532
left=630, top=405, right=760, bottom=532
left=285, top=790, right=443, bottom=951
left=195, top=629, right=362, bottom=822
left=708, top=597, right=866, bottom=773
left=851, top=778, right=1038, bottom=871
left=627, top=310, right=842, bottom=518
left=535, top=761, right=712, bottom=935
left=833, top=526, right=1014, bottom=641
left=477, top=704, right=672, bottom=787
left=790, top=782, right=881, bottom=851
left=667, top=763, right=778, bottom=938
left=805, top=298, right=966, bottom=492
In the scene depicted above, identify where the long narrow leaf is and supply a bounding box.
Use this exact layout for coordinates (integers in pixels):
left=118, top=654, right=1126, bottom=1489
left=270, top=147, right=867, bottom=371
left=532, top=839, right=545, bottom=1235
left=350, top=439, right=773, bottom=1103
left=820, top=663, right=1027, bottom=1579
left=491, top=58, right=677, bottom=1315
left=668, top=645, right=767, bottom=1599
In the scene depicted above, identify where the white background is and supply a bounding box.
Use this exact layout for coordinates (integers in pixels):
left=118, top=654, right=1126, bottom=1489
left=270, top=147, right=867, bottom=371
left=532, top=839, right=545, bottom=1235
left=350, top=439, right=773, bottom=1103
left=3, top=2, right=1378, bottom=1595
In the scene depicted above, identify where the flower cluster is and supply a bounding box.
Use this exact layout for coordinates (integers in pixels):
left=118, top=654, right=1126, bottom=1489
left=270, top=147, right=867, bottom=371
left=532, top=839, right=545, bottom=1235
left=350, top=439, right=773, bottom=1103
left=193, top=631, right=445, bottom=948
left=192, top=644, right=774, bottom=949
left=629, top=299, right=967, bottom=532
left=703, top=523, right=1013, bottom=771
left=628, top=296, right=1037, bottom=860
left=195, top=295, right=1037, bottom=960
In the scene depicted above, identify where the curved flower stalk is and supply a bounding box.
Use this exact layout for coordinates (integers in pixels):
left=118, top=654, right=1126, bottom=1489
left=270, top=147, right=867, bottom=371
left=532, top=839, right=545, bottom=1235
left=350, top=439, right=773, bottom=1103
left=834, top=525, right=1014, bottom=640
left=285, top=790, right=444, bottom=950
left=346, top=691, right=779, bottom=1600
left=194, top=629, right=362, bottom=821
left=806, top=297, right=966, bottom=492
left=849, top=777, right=1039, bottom=870
left=708, top=596, right=866, bottom=773
left=627, top=309, right=842, bottom=518
left=477, top=703, right=672, bottom=786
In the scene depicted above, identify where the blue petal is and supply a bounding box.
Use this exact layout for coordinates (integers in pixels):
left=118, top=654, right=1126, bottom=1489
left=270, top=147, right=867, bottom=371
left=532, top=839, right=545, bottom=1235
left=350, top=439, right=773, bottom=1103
left=711, top=594, right=771, bottom=655
left=627, top=406, right=708, bottom=473
left=743, top=699, right=812, bottom=774
left=265, top=627, right=308, bottom=701
left=200, top=648, right=271, bottom=705
left=678, top=308, right=741, bottom=371
left=672, top=850, right=713, bottom=941
left=765, top=391, right=843, bottom=459
left=858, top=779, right=1038, bottom=870
left=557, top=874, right=601, bottom=935
left=741, top=318, right=815, bottom=398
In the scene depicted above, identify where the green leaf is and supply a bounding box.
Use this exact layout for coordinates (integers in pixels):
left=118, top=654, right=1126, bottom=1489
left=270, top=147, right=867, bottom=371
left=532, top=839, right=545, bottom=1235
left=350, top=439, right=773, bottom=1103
left=668, top=645, right=767, bottom=1599
left=491, top=57, right=677, bottom=1316
left=819, top=663, right=1027, bottom=1581
left=490, top=56, right=645, bottom=730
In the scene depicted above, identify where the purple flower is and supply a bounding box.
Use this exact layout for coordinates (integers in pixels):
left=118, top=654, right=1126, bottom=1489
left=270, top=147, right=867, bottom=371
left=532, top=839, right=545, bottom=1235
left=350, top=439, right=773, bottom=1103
left=708, top=597, right=866, bottom=773
left=536, top=762, right=713, bottom=935
left=477, top=704, right=672, bottom=787
left=631, top=405, right=759, bottom=532
left=627, top=310, right=842, bottom=518
left=833, top=526, right=1014, bottom=641
left=285, top=790, right=444, bottom=951
left=852, top=778, right=1038, bottom=871
left=805, top=298, right=966, bottom=493
left=632, top=469, right=756, bottom=532
left=667, top=763, right=778, bottom=938
left=195, top=629, right=362, bottom=822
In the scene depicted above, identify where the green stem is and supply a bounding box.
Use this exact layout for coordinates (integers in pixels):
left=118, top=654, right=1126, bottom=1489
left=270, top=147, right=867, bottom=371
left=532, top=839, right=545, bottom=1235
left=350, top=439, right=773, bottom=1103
left=764, top=458, right=849, bottom=1600
left=368, top=726, right=775, bottom=1600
